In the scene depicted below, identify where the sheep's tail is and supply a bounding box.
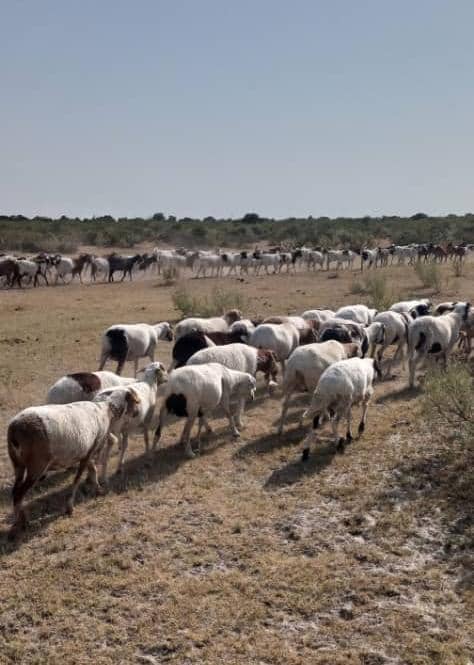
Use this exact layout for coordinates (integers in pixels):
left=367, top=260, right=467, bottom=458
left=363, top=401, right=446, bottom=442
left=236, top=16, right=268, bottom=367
left=105, top=328, right=128, bottom=362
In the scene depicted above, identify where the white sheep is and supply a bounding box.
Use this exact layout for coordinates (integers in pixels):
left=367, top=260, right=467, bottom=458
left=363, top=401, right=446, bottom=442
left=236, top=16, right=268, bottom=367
left=390, top=299, right=431, bottom=317
left=301, top=357, right=381, bottom=458
left=152, top=364, right=256, bottom=458
left=407, top=302, right=470, bottom=387
left=47, top=370, right=136, bottom=404
left=248, top=321, right=300, bottom=373
left=335, top=304, right=378, bottom=325
left=371, top=311, right=411, bottom=376
left=277, top=341, right=361, bottom=435
left=7, top=389, right=140, bottom=534
left=301, top=309, right=335, bottom=323
left=98, top=321, right=173, bottom=375
left=186, top=343, right=278, bottom=427
left=95, top=362, right=168, bottom=479
left=174, top=309, right=242, bottom=340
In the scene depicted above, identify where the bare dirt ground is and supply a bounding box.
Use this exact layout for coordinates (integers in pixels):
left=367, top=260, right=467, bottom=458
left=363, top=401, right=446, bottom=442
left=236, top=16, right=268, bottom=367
left=0, top=262, right=472, bottom=664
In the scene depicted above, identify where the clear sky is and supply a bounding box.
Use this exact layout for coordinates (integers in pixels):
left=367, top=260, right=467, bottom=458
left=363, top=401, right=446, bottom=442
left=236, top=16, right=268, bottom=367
left=2, top=0, right=473, bottom=219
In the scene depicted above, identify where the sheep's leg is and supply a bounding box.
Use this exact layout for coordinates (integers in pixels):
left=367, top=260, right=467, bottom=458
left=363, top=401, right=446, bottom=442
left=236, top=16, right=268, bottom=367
left=116, top=358, right=126, bottom=375
left=180, top=416, right=197, bottom=458
left=152, top=405, right=167, bottom=451
left=358, top=398, right=370, bottom=437
left=86, top=460, right=101, bottom=494
left=279, top=360, right=286, bottom=375
left=66, top=456, right=91, bottom=515
left=408, top=354, right=418, bottom=388
left=134, top=358, right=139, bottom=377
left=234, top=397, right=246, bottom=429
left=99, top=433, right=117, bottom=484
left=98, top=352, right=109, bottom=371
left=115, top=433, right=129, bottom=474
left=345, top=406, right=353, bottom=442
left=278, top=387, right=294, bottom=435
left=11, top=468, right=43, bottom=534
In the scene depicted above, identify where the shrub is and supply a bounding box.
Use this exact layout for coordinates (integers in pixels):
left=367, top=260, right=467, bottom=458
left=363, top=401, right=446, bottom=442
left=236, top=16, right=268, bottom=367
left=414, top=262, right=442, bottom=293
left=363, top=274, right=395, bottom=311
left=423, top=363, right=474, bottom=444
left=349, top=279, right=365, bottom=295
left=172, top=286, right=249, bottom=318
left=452, top=260, right=464, bottom=278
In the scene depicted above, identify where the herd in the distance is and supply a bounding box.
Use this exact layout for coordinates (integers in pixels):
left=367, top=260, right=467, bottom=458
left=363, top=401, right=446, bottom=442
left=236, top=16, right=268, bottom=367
left=6, top=296, right=473, bottom=538
left=0, top=241, right=472, bottom=287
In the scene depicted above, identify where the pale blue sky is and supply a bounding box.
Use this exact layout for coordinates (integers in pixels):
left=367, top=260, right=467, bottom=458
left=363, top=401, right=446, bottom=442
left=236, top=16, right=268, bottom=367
left=1, top=1, right=473, bottom=218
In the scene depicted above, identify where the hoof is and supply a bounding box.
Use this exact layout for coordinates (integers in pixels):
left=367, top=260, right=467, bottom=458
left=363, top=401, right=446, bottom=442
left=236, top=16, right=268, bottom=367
left=346, top=431, right=353, bottom=443
left=337, top=437, right=346, bottom=453
left=65, top=502, right=74, bottom=516
left=301, top=447, right=310, bottom=462
left=358, top=421, right=365, bottom=436
left=312, top=415, right=320, bottom=429
left=184, top=448, right=196, bottom=459
left=232, top=431, right=241, bottom=439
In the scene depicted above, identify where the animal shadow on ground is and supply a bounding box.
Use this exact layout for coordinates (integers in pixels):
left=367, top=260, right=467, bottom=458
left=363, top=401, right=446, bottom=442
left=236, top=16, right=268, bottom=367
left=376, top=385, right=422, bottom=404
left=264, top=436, right=339, bottom=488
left=0, top=430, right=231, bottom=553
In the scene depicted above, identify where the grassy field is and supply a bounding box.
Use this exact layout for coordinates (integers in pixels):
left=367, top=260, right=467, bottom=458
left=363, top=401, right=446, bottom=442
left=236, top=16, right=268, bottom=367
left=0, top=261, right=472, bottom=664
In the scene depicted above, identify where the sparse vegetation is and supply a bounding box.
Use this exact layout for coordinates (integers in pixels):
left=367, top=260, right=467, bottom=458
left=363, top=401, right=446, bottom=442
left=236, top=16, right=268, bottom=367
left=452, top=260, right=465, bottom=278
left=414, top=262, right=442, bottom=292
left=351, top=273, right=398, bottom=311
left=161, top=265, right=180, bottom=286
left=172, top=285, right=249, bottom=318
left=423, top=363, right=474, bottom=443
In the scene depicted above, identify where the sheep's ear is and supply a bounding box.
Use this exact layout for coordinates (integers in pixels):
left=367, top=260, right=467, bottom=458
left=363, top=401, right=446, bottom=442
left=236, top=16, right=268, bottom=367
left=125, top=390, right=140, bottom=414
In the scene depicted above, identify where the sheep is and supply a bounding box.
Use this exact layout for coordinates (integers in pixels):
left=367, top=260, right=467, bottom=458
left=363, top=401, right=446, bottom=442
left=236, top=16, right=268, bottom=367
left=277, top=341, right=361, bottom=435
left=95, top=362, right=168, bottom=479
left=433, top=301, right=457, bottom=315
left=318, top=318, right=369, bottom=357
left=98, top=321, right=173, bottom=375
left=169, top=326, right=253, bottom=370
left=262, top=315, right=319, bottom=345
left=187, top=343, right=278, bottom=425
left=407, top=302, right=470, bottom=387
left=47, top=370, right=136, bottom=404
left=229, top=319, right=256, bottom=339
left=174, top=310, right=242, bottom=340
left=371, top=311, right=411, bottom=376
left=7, top=389, right=140, bottom=534
left=301, top=309, right=335, bottom=323
left=335, top=305, right=378, bottom=326
left=301, top=357, right=381, bottom=458
left=458, top=308, right=474, bottom=355
left=390, top=299, right=431, bottom=318
left=152, top=364, right=257, bottom=458
left=248, top=321, right=300, bottom=373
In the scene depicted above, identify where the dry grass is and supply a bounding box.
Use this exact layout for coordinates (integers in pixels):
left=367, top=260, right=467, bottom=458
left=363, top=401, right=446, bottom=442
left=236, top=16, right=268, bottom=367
left=0, top=262, right=473, bottom=664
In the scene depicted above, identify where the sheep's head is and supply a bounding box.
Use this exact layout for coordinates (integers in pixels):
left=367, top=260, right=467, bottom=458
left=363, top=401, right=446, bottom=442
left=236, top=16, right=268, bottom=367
left=107, top=389, right=141, bottom=420
left=143, top=361, right=169, bottom=385
left=158, top=322, right=174, bottom=341
left=257, top=349, right=279, bottom=391
left=234, top=374, right=257, bottom=401
left=224, top=309, right=242, bottom=325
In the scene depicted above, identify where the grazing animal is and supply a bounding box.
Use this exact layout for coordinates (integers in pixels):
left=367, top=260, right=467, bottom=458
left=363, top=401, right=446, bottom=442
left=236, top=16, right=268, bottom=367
left=174, top=310, right=241, bottom=340
left=7, top=390, right=140, bottom=535
left=372, top=311, right=411, bottom=376
left=248, top=322, right=300, bottom=373
left=277, top=341, right=360, bottom=435
left=107, top=254, right=142, bottom=282
left=99, top=322, right=173, bottom=375
left=335, top=305, right=378, bottom=326
left=407, top=302, right=470, bottom=387
left=47, top=370, right=136, bottom=404
left=152, top=364, right=257, bottom=458
left=96, top=362, right=168, bottom=478
left=301, top=357, right=381, bottom=458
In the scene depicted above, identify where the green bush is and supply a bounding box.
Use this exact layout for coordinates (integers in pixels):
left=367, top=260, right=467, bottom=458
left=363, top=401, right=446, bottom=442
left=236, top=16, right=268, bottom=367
left=172, top=286, right=249, bottom=318
left=363, top=274, right=395, bottom=311
left=414, top=262, right=442, bottom=293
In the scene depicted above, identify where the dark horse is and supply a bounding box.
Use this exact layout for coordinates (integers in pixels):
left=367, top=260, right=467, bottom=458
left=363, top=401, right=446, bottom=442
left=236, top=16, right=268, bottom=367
left=107, top=253, right=142, bottom=282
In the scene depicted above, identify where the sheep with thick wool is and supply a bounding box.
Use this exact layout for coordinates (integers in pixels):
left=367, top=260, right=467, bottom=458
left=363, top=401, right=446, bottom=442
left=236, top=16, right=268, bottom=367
left=371, top=311, right=411, bottom=376
left=153, top=364, right=256, bottom=458
left=335, top=304, right=378, bottom=326
left=248, top=321, right=301, bottom=373
left=99, top=321, right=173, bottom=375
left=95, top=362, right=168, bottom=479
left=407, top=302, right=470, bottom=387
left=7, top=390, right=140, bottom=535
left=47, top=370, right=136, bottom=404
left=174, top=310, right=241, bottom=341
left=187, top=343, right=278, bottom=427
left=277, top=341, right=361, bottom=434
left=301, top=357, right=381, bottom=458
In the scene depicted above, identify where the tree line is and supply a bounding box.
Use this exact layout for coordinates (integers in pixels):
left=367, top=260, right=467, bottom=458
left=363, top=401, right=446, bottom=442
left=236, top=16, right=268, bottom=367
left=1, top=211, right=473, bottom=253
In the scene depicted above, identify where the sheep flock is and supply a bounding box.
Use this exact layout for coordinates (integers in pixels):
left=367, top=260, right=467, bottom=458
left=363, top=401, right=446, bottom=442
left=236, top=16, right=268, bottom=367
left=5, top=295, right=473, bottom=539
